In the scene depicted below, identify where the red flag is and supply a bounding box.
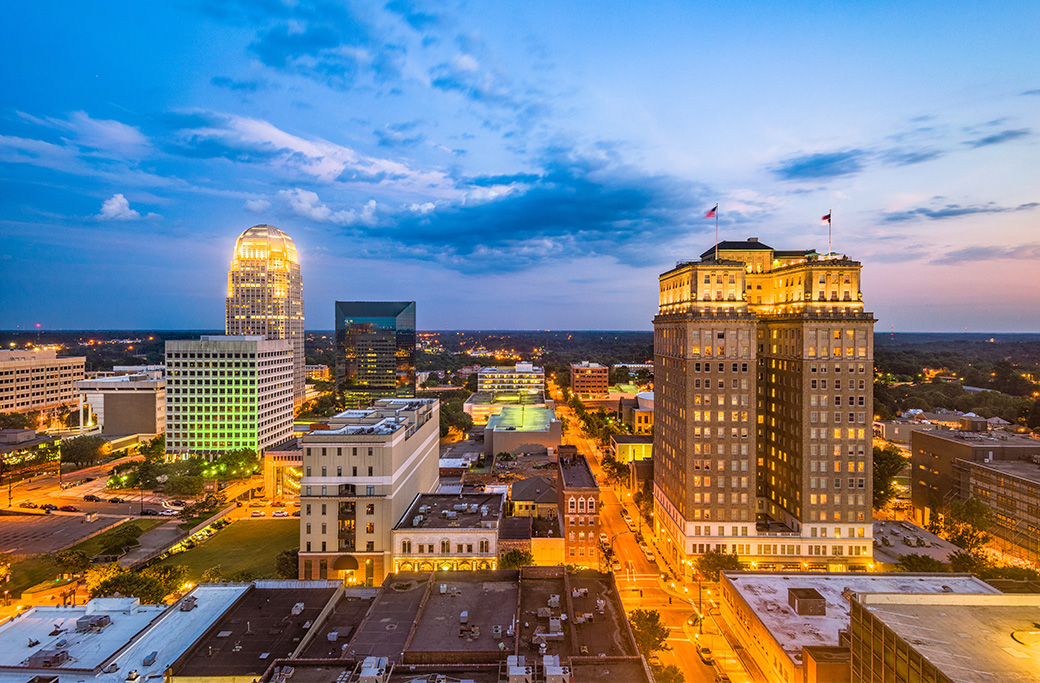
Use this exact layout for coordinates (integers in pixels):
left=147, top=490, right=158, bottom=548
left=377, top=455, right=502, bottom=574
left=821, top=213, right=831, bottom=225
left=705, top=206, right=717, bottom=218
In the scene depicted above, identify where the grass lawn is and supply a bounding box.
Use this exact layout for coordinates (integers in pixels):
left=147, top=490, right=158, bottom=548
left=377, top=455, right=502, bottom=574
left=8, top=518, right=166, bottom=597
left=154, top=519, right=299, bottom=581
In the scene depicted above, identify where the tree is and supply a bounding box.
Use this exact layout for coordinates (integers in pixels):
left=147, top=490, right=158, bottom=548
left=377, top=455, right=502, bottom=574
left=873, top=445, right=907, bottom=509
left=138, top=435, right=165, bottom=461
left=601, top=457, right=628, bottom=487
left=943, top=498, right=992, bottom=554
left=0, top=553, right=10, bottom=584
left=948, top=550, right=990, bottom=574
left=695, top=550, right=742, bottom=582
left=275, top=549, right=300, bottom=579
left=85, top=563, right=128, bottom=593
left=93, top=572, right=166, bottom=604
left=499, top=549, right=534, bottom=570
left=0, top=412, right=33, bottom=429
left=609, top=366, right=631, bottom=385
left=54, top=549, right=90, bottom=573
left=60, top=434, right=109, bottom=468
left=142, top=564, right=189, bottom=595
left=164, top=475, right=204, bottom=497
left=629, top=609, right=670, bottom=655
left=895, top=554, right=948, bottom=572
left=1027, top=399, right=1040, bottom=431
left=200, top=565, right=225, bottom=583
left=632, top=480, right=654, bottom=525
left=98, top=523, right=144, bottom=556
left=650, top=663, right=684, bottom=683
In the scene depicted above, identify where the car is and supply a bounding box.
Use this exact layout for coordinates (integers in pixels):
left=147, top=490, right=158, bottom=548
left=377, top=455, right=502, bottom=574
left=108, top=497, right=126, bottom=504
left=80, top=477, right=95, bottom=484
left=599, top=533, right=609, bottom=544
left=249, top=501, right=265, bottom=507
left=141, top=509, right=160, bottom=516
left=292, top=501, right=301, bottom=507
left=291, top=510, right=301, bottom=517
left=251, top=510, right=265, bottom=517
left=41, top=503, right=58, bottom=511
left=18, top=501, right=38, bottom=508
left=611, top=560, right=622, bottom=572
left=83, top=494, right=102, bottom=502
left=59, top=505, right=79, bottom=512
left=697, top=646, right=714, bottom=665
left=272, top=510, right=288, bottom=517
left=169, top=500, right=187, bottom=507
left=271, top=501, right=286, bottom=507
left=160, top=509, right=178, bottom=516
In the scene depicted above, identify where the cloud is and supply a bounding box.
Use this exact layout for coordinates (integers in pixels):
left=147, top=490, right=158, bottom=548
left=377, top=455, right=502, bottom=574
left=277, top=188, right=379, bottom=226
left=168, top=111, right=453, bottom=191
left=385, top=0, right=443, bottom=30
left=770, top=150, right=867, bottom=181
left=1021, top=89, right=1040, bottom=96
left=98, top=194, right=142, bottom=221
left=879, top=148, right=944, bottom=167
left=18, top=110, right=150, bottom=158
left=211, top=76, right=266, bottom=92
left=244, top=198, right=271, bottom=213
left=431, top=52, right=522, bottom=110
left=374, top=121, right=425, bottom=147
left=881, top=200, right=1039, bottom=223
left=933, top=242, right=1040, bottom=265
left=963, top=128, right=1031, bottom=148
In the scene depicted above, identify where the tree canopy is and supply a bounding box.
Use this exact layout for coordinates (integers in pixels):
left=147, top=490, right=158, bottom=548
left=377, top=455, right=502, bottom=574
left=695, top=550, right=742, bottom=582
left=61, top=434, right=109, bottom=468
left=629, top=609, right=670, bottom=655
left=873, top=445, right=906, bottom=509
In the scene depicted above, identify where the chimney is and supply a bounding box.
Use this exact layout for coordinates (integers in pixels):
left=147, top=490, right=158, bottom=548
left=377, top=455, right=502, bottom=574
left=748, top=237, right=759, bottom=242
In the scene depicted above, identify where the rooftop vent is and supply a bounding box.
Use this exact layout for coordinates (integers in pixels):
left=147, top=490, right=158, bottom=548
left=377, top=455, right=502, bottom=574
left=788, top=588, right=826, bottom=616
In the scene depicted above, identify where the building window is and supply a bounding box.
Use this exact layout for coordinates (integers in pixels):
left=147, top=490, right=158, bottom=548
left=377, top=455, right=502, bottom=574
left=441, top=539, right=450, bottom=553
left=367, top=486, right=375, bottom=495
left=366, top=503, right=375, bottom=515
left=402, top=540, right=411, bottom=553
left=368, top=466, right=373, bottom=476
left=568, top=497, right=576, bottom=513
left=366, top=523, right=374, bottom=534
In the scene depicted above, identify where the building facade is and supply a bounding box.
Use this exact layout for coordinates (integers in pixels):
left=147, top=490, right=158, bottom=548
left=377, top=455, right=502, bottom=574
left=76, top=367, right=165, bottom=435
left=298, top=398, right=439, bottom=585
left=654, top=239, right=875, bottom=574
left=0, top=349, right=85, bottom=419
left=263, top=437, right=302, bottom=503
left=225, top=224, right=305, bottom=410
left=334, top=301, right=416, bottom=405
left=910, top=428, right=1040, bottom=561
left=570, top=362, right=608, bottom=398
left=559, top=452, right=600, bottom=567
left=391, top=492, right=505, bottom=572
left=477, top=362, right=545, bottom=394
left=164, top=336, right=294, bottom=459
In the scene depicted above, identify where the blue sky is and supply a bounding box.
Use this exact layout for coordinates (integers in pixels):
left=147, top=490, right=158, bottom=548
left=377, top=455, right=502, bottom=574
left=2, top=1, right=1038, bottom=331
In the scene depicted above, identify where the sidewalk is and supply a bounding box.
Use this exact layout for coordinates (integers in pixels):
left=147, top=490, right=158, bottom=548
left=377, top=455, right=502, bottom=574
left=119, top=520, right=186, bottom=568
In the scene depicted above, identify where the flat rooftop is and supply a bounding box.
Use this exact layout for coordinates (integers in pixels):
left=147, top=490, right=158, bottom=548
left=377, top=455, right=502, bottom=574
left=722, top=571, right=998, bottom=666
left=298, top=590, right=376, bottom=659
left=174, top=583, right=339, bottom=678
left=395, top=493, right=504, bottom=530
left=0, top=585, right=249, bottom=683
left=407, top=571, right=519, bottom=655
left=559, top=455, right=597, bottom=489
left=346, top=574, right=428, bottom=662
left=919, top=428, right=1040, bottom=448
left=486, top=406, right=557, bottom=432
left=858, top=593, right=1040, bottom=683
left=611, top=435, right=654, bottom=444
left=970, top=457, right=1040, bottom=484
left=464, top=391, right=547, bottom=405
left=571, top=659, right=652, bottom=683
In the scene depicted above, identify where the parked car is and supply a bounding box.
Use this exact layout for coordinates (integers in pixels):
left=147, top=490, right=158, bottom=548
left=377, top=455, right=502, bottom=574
left=271, top=501, right=286, bottom=507
left=19, top=501, right=38, bottom=508
left=272, top=510, right=288, bottom=517
left=251, top=510, right=265, bottom=517
left=141, top=508, right=160, bottom=516
left=41, top=503, right=58, bottom=511
left=249, top=501, right=265, bottom=508
left=59, top=505, right=79, bottom=512
left=83, top=494, right=102, bottom=502
left=160, top=509, right=178, bottom=516
left=169, top=500, right=187, bottom=507
left=80, top=477, right=95, bottom=484
left=108, top=497, right=126, bottom=504
left=291, top=510, right=301, bottom=517
left=599, top=533, right=609, bottom=544
left=697, top=646, right=714, bottom=665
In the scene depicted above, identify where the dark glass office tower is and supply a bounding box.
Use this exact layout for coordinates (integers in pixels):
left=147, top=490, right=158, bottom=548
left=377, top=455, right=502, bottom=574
left=334, top=301, right=416, bottom=405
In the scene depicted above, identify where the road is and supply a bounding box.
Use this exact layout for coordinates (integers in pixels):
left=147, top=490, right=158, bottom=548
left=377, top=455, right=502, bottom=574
left=552, top=382, right=752, bottom=683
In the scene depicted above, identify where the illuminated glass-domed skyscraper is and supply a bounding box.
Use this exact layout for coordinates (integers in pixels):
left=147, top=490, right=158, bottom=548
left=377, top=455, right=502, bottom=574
left=226, top=224, right=305, bottom=409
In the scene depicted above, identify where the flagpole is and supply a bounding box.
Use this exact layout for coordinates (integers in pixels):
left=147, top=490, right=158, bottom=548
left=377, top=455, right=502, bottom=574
left=828, top=208, right=832, bottom=257
left=714, top=204, right=719, bottom=260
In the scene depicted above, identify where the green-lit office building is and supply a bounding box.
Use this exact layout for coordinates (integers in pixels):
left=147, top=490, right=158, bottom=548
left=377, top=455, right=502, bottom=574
left=334, top=301, right=416, bottom=405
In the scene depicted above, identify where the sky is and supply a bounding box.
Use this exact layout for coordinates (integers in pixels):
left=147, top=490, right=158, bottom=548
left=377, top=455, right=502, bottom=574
left=1, top=1, right=1038, bottom=332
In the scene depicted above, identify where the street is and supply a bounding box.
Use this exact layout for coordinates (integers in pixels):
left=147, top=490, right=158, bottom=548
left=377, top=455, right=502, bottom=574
left=552, top=383, right=754, bottom=683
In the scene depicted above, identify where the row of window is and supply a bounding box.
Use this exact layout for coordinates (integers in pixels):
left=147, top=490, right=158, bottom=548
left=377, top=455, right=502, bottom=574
left=400, top=539, right=491, bottom=554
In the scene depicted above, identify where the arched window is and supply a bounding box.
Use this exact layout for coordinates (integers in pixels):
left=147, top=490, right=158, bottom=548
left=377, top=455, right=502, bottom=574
left=587, top=498, right=596, bottom=513
left=441, top=539, right=450, bottom=554
left=578, top=498, right=586, bottom=512
left=479, top=539, right=489, bottom=553
left=402, top=540, right=411, bottom=553
left=568, top=497, right=576, bottom=513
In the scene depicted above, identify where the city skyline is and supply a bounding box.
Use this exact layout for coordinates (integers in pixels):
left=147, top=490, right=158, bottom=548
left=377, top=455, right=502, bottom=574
left=2, top=2, right=1038, bottom=332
